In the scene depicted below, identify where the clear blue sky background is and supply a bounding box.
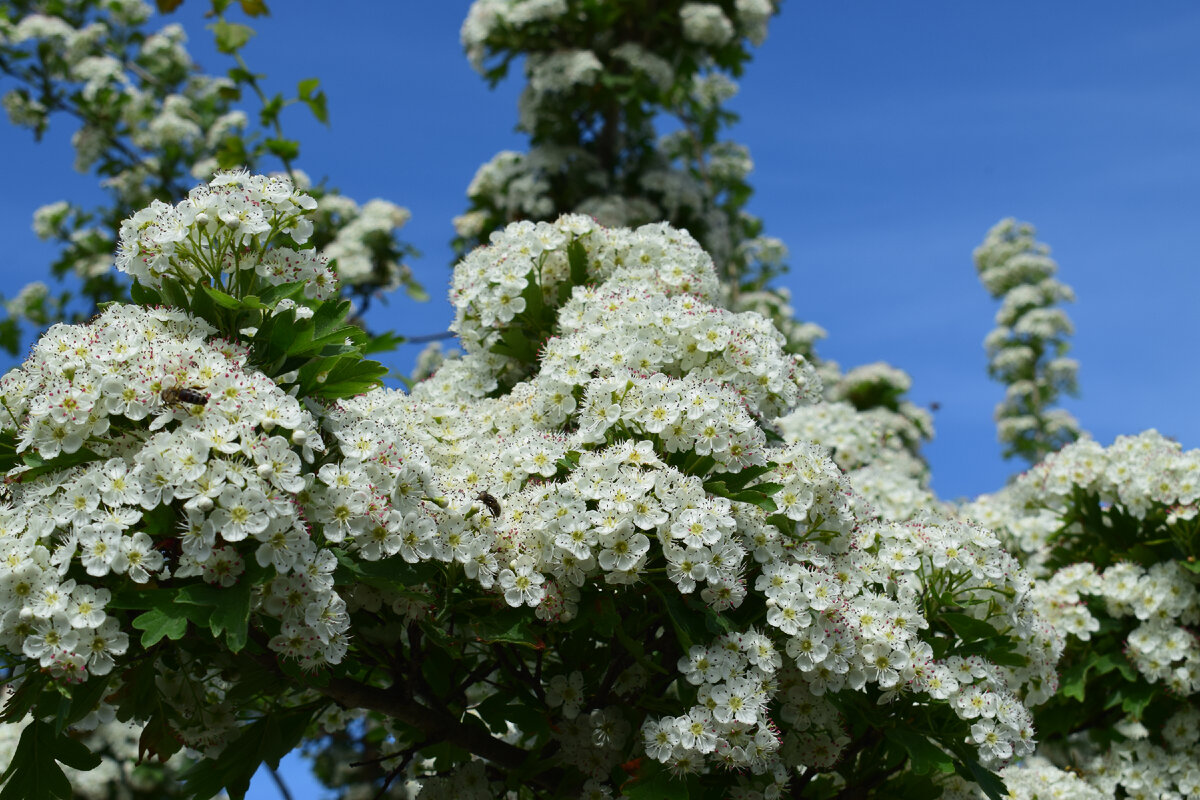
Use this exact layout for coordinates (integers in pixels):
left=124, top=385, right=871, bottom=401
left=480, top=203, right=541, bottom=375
left=2, top=4, right=1198, bottom=796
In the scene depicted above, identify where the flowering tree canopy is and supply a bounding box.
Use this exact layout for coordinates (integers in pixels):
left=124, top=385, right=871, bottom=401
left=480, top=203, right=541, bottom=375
left=0, top=0, right=422, bottom=358
left=0, top=4, right=1196, bottom=800
left=0, top=169, right=1058, bottom=800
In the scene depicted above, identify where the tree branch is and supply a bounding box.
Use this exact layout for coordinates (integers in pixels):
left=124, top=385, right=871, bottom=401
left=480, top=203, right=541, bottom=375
left=268, top=763, right=295, bottom=800
left=319, top=674, right=529, bottom=771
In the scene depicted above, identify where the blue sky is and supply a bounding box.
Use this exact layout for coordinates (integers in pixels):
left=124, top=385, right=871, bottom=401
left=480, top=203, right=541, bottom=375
left=1, top=4, right=1198, bottom=793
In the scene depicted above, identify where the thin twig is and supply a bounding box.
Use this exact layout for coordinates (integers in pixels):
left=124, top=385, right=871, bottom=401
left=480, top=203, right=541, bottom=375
left=405, top=330, right=457, bottom=344
left=268, top=763, right=294, bottom=800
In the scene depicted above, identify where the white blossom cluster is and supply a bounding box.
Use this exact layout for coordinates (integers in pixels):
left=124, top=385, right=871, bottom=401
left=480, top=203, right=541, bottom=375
left=462, top=0, right=775, bottom=73
left=2, top=6, right=419, bottom=358
left=610, top=42, right=676, bottom=89
left=2, top=7, right=222, bottom=163
left=644, top=516, right=1054, bottom=777
left=962, top=432, right=1200, bottom=796
left=449, top=215, right=818, bottom=407
left=680, top=2, right=736, bottom=45
left=733, top=285, right=827, bottom=358
left=974, top=219, right=1082, bottom=459
left=325, top=387, right=835, bottom=622
left=317, top=195, right=415, bottom=289
left=1024, top=559, right=1200, bottom=695
left=969, top=431, right=1200, bottom=556
left=115, top=170, right=334, bottom=297
left=455, top=150, right=560, bottom=235
left=0, top=177, right=1058, bottom=794
left=0, top=299, right=356, bottom=681
left=940, top=756, right=1110, bottom=800
left=968, top=433, right=1200, bottom=697
left=1084, top=708, right=1200, bottom=799
left=527, top=49, right=603, bottom=94
left=777, top=362, right=938, bottom=524
left=827, top=362, right=933, bottom=455
left=461, top=0, right=569, bottom=70
left=352, top=215, right=1049, bottom=781
left=778, top=400, right=918, bottom=476
left=452, top=215, right=719, bottom=334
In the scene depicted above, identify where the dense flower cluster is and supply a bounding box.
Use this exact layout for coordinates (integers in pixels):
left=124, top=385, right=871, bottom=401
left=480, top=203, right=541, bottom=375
left=646, top=516, right=1054, bottom=777
left=963, top=431, right=1200, bottom=797
left=115, top=170, right=333, bottom=297
left=0, top=302, right=349, bottom=681
left=974, top=219, right=1081, bottom=463
left=318, top=197, right=415, bottom=291
left=972, top=431, right=1200, bottom=695
left=315, top=215, right=1048, bottom=790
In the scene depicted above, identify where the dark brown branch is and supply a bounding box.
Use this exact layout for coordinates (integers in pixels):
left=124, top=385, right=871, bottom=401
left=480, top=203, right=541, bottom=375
left=319, top=674, right=529, bottom=771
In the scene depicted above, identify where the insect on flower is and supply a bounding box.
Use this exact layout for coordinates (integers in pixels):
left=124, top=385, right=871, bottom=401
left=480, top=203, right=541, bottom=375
left=475, top=491, right=502, bottom=519
left=161, top=386, right=209, bottom=406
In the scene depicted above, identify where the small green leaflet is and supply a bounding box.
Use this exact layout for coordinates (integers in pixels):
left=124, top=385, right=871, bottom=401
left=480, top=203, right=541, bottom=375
left=883, top=729, right=955, bottom=776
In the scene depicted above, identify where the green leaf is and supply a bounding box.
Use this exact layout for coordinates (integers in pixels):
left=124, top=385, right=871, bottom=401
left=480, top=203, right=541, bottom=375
left=158, top=276, right=190, bottom=310
left=265, top=138, right=300, bottom=161
left=744, top=481, right=785, bottom=497
left=132, top=607, right=189, bottom=647
left=258, top=281, right=307, bottom=306
left=333, top=550, right=439, bottom=592
left=1107, top=681, right=1156, bottom=719
left=1061, top=651, right=1124, bottom=702
left=363, top=330, right=407, bottom=355
left=518, top=268, right=546, bottom=328
left=303, top=91, right=329, bottom=125
left=18, top=447, right=103, bottom=482
left=238, top=0, right=271, bottom=16
left=621, top=761, right=689, bottom=799
left=0, top=719, right=99, bottom=800
left=471, top=609, right=542, bottom=649
left=175, top=581, right=253, bottom=652
left=305, top=299, right=355, bottom=350
left=62, top=676, right=111, bottom=729
left=298, top=78, right=320, bottom=98
left=655, top=585, right=706, bottom=652
left=196, top=283, right=243, bottom=311
left=726, top=488, right=779, bottom=512
left=0, top=672, right=49, bottom=723
left=567, top=238, right=589, bottom=287
left=489, top=326, right=538, bottom=363
left=960, top=755, right=1007, bottom=800
left=884, top=729, right=955, bottom=775
left=301, top=356, right=387, bottom=400
left=138, top=713, right=183, bottom=764
left=131, top=594, right=212, bottom=648
left=715, top=463, right=777, bottom=492
left=209, top=20, right=255, bottom=54
left=940, top=612, right=1001, bottom=643
left=129, top=281, right=163, bottom=307
left=188, top=282, right=221, bottom=328
left=179, top=706, right=316, bottom=799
